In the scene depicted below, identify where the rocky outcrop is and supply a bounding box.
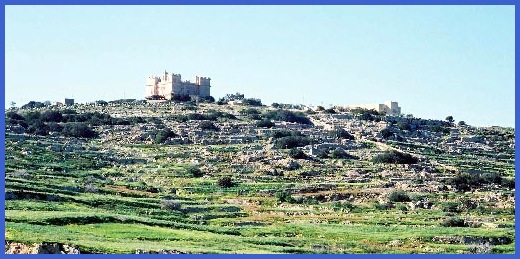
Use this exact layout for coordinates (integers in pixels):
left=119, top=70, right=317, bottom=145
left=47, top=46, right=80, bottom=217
left=5, top=242, right=80, bottom=254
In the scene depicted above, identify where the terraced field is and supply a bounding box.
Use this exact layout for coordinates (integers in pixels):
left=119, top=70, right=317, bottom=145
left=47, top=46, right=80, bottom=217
left=4, top=102, right=515, bottom=253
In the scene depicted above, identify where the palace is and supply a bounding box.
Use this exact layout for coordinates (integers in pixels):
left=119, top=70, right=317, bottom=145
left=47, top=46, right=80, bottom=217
left=145, top=70, right=211, bottom=100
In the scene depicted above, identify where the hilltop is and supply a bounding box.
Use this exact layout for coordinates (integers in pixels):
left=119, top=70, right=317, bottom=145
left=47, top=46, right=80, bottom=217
left=4, top=99, right=515, bottom=254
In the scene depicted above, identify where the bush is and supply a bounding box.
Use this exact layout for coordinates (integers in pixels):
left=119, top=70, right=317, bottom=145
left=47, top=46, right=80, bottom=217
left=273, top=136, right=311, bottom=149
left=198, top=121, right=219, bottom=131
left=334, top=128, right=355, bottom=140
left=217, top=176, right=236, bottom=188
left=324, top=108, right=336, bottom=114
left=256, top=119, right=275, bottom=128
left=329, top=148, right=355, bottom=159
left=275, top=191, right=295, bottom=203
left=397, top=121, right=411, bottom=131
left=374, top=202, right=393, bottom=210
left=27, top=120, right=49, bottom=136
left=153, top=128, right=176, bottom=144
left=41, top=110, right=63, bottom=122
left=6, top=111, right=25, bottom=121
left=62, top=123, right=97, bottom=138
left=187, top=166, right=204, bottom=177
left=270, top=130, right=295, bottom=139
left=447, top=171, right=511, bottom=192
left=380, top=128, right=394, bottom=139
left=289, top=148, right=307, bottom=159
left=371, top=150, right=418, bottom=164
left=264, top=110, right=312, bottom=125
left=441, top=217, right=467, bottom=227
left=315, top=148, right=330, bottom=159
left=388, top=190, right=411, bottom=202
left=242, top=98, right=262, bottom=106
left=240, top=108, right=260, bottom=115
left=160, top=199, right=182, bottom=210
left=441, top=202, right=461, bottom=213
left=21, top=101, right=46, bottom=109
left=47, top=122, right=63, bottom=132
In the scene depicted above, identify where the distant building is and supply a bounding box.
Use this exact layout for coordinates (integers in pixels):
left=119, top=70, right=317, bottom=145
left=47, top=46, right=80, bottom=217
left=64, top=98, right=74, bottom=106
left=145, top=70, right=211, bottom=100
left=346, top=101, right=401, bottom=116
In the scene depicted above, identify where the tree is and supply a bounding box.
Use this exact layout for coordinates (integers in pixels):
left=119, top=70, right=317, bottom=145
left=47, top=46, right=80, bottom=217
left=458, top=121, right=466, bottom=127
left=445, top=116, right=455, bottom=123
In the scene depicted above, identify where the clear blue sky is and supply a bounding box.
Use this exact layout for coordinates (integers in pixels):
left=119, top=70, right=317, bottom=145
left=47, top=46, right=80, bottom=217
left=5, top=5, right=515, bottom=127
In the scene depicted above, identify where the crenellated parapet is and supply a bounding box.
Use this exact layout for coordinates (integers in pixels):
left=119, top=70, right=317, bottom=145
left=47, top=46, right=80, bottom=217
left=145, top=70, right=211, bottom=100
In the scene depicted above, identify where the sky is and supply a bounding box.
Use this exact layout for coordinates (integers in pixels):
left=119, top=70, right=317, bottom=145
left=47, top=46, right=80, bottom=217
left=5, top=5, right=515, bottom=127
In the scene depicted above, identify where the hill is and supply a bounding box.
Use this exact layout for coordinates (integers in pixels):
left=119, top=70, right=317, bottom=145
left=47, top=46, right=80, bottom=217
left=4, top=100, right=515, bottom=254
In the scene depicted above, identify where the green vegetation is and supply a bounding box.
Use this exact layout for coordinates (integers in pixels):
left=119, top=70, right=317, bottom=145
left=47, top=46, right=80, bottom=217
left=388, top=190, right=411, bottom=203
left=371, top=150, right=418, bottom=164
left=4, top=101, right=515, bottom=254
left=263, top=109, right=312, bottom=125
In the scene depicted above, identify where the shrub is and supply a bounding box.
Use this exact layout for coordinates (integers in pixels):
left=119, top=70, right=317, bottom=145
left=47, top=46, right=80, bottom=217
left=447, top=171, right=511, bottom=192
left=187, top=166, right=204, bottom=177
left=380, top=128, right=394, bottom=139
left=263, top=110, right=312, bottom=125
left=62, top=123, right=98, bottom=138
left=388, top=190, right=411, bottom=202
left=242, top=98, right=262, bottom=106
left=273, top=136, right=311, bottom=149
left=47, top=122, right=63, bottom=132
left=374, top=202, right=393, bottom=210
left=41, top=110, right=63, bottom=122
left=334, top=128, right=355, bottom=140
left=256, top=119, right=275, bottom=128
left=217, top=176, right=236, bottom=188
left=5, top=111, right=25, bottom=121
left=21, top=101, right=46, bottom=109
left=198, top=121, right=219, bottom=131
left=441, top=217, right=467, bottom=227
left=160, top=199, right=182, bottom=210
left=270, top=130, right=295, bottom=139
left=153, top=128, right=176, bottom=144
left=397, top=121, right=412, bottom=131
left=315, top=148, right=330, bottom=159
left=289, top=148, right=307, bottom=159
left=329, top=148, right=355, bottom=159
left=371, top=150, right=418, bottom=164
left=441, top=202, right=461, bottom=213
left=324, top=108, right=336, bottom=114
left=27, top=120, right=49, bottom=136
left=275, top=191, right=295, bottom=203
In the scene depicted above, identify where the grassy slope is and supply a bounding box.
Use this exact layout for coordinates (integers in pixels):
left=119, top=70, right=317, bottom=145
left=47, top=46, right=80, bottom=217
left=4, top=104, right=515, bottom=254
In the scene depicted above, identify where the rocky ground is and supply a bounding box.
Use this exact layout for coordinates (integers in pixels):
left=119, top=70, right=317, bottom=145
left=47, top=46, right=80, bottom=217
left=4, top=100, right=515, bottom=254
